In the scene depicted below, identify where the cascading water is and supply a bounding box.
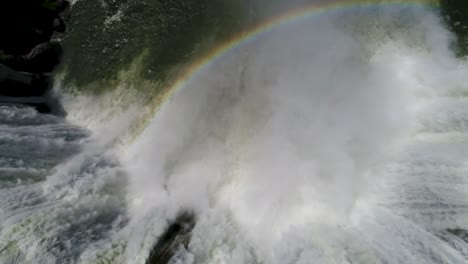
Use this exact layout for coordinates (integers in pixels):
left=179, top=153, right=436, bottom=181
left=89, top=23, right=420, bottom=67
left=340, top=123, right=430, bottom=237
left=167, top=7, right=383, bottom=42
left=1, top=1, right=468, bottom=264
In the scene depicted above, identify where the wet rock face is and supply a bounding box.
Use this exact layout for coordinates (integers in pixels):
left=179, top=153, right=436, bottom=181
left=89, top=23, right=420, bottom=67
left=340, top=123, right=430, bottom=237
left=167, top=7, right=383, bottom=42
left=62, top=0, right=203, bottom=89
left=146, top=212, right=196, bottom=264
left=446, top=228, right=468, bottom=242
left=61, top=0, right=251, bottom=92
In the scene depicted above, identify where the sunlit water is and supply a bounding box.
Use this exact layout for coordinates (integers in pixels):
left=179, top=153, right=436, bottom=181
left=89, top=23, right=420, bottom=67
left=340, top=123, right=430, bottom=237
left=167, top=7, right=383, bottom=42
left=2, top=5, right=468, bottom=264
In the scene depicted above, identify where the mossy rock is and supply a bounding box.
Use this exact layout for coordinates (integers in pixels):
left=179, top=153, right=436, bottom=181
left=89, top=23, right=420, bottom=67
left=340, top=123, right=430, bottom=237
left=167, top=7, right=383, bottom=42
left=439, top=0, right=468, bottom=56
left=61, top=0, right=253, bottom=93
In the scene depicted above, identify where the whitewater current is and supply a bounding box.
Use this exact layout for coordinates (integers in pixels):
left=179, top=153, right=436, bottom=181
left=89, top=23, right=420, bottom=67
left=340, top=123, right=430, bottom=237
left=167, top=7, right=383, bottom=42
left=2, top=4, right=468, bottom=264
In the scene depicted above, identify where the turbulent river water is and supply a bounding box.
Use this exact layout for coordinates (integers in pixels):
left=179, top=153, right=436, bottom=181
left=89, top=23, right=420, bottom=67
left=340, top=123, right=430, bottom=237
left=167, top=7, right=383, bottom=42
left=2, top=1, right=468, bottom=264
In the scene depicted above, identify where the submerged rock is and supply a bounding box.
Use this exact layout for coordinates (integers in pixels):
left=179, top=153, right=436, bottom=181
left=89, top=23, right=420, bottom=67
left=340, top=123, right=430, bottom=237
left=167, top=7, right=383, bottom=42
left=146, top=212, right=196, bottom=264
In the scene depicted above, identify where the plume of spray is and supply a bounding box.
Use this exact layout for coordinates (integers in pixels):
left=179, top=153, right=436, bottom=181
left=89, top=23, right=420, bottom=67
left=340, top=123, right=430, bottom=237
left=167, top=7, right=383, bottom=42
left=121, top=3, right=468, bottom=263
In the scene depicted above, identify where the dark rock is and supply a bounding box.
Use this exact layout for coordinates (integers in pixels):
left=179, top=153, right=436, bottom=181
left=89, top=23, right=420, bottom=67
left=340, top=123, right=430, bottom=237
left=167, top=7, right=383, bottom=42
left=440, top=0, right=468, bottom=56
left=146, top=211, right=196, bottom=264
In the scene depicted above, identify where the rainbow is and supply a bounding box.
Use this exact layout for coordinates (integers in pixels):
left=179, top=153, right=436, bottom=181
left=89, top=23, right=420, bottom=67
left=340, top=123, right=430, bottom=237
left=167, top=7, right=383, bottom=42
left=153, top=0, right=438, bottom=111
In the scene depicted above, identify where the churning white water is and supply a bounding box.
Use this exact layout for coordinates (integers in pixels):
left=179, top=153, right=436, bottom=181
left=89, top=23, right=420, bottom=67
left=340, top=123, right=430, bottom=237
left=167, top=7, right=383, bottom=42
left=1, top=4, right=468, bottom=264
